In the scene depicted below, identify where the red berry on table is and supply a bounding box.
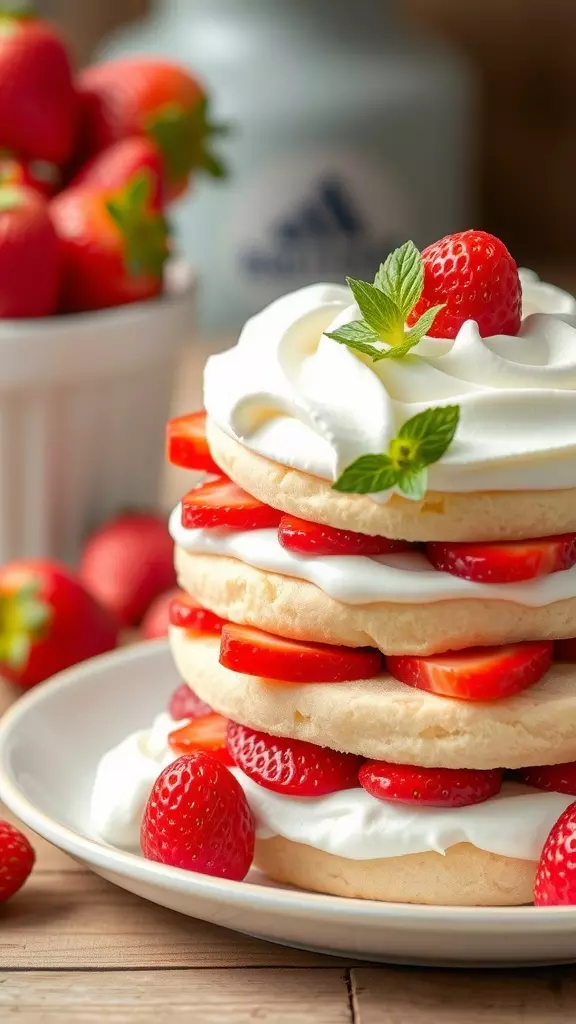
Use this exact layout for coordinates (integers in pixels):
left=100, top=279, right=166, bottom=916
left=69, top=137, right=165, bottom=211
left=80, top=512, right=176, bottom=628
left=227, top=722, right=363, bottom=797
left=387, top=641, right=553, bottom=702
left=168, top=713, right=233, bottom=765
left=534, top=802, right=576, bottom=906
left=166, top=410, right=221, bottom=475
left=0, top=560, right=118, bottom=689
left=168, top=592, right=226, bottom=635
left=0, top=821, right=35, bottom=902
left=516, top=762, right=576, bottom=796
left=141, top=752, right=254, bottom=880
left=359, top=761, right=502, bottom=808
left=278, top=515, right=413, bottom=557
left=555, top=638, right=576, bottom=662
left=50, top=171, right=168, bottom=313
left=168, top=682, right=212, bottom=722
left=427, top=534, right=576, bottom=584
left=181, top=478, right=283, bottom=531
left=0, top=185, right=60, bottom=318
left=407, top=229, right=522, bottom=339
left=141, top=587, right=181, bottom=640
left=0, top=12, right=77, bottom=165
left=77, top=58, right=225, bottom=199
left=220, top=623, right=383, bottom=683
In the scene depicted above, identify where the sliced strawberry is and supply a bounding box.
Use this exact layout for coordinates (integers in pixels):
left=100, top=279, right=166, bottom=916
left=168, top=592, right=226, bottom=634
left=516, top=762, right=576, bottom=795
left=278, top=515, right=413, bottom=557
left=426, top=534, right=576, bottom=584
left=220, top=623, right=383, bottom=683
left=227, top=721, right=363, bottom=796
left=168, top=712, right=233, bottom=765
left=555, top=638, right=576, bottom=662
left=166, top=410, right=221, bottom=475
left=359, top=761, right=502, bottom=808
left=168, top=682, right=212, bottom=722
left=181, top=478, right=283, bottom=531
left=387, top=641, right=553, bottom=702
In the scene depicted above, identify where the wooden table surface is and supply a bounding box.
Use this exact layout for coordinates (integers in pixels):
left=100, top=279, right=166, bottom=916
left=2, top=344, right=576, bottom=1020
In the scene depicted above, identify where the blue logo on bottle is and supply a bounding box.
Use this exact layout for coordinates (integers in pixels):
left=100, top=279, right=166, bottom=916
left=240, top=177, right=401, bottom=281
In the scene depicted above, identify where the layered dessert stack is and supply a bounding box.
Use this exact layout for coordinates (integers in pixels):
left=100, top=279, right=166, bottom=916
left=92, top=230, right=576, bottom=906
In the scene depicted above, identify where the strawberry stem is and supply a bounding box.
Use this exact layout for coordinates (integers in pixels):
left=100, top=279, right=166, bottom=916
left=0, top=580, right=50, bottom=670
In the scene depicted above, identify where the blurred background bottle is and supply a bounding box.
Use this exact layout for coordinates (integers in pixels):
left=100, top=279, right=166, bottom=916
left=97, top=0, right=473, bottom=348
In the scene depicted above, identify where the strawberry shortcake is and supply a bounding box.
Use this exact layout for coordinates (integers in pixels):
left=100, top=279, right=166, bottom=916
left=91, top=230, right=576, bottom=906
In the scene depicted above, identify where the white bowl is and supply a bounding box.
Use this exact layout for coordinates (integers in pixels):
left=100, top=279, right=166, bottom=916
left=0, top=262, right=194, bottom=563
left=1, top=641, right=576, bottom=967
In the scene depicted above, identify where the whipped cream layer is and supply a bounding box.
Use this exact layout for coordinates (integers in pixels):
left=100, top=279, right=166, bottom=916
left=89, top=714, right=573, bottom=862
left=170, top=507, right=576, bottom=607
left=204, top=270, right=576, bottom=499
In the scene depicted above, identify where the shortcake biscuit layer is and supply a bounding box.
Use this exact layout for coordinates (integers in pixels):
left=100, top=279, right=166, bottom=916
left=175, top=547, right=576, bottom=655
left=207, top=419, right=576, bottom=543
left=170, top=629, right=576, bottom=770
left=254, top=838, right=536, bottom=906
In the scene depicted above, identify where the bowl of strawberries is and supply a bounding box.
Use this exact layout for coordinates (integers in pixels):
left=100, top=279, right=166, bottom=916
left=0, top=9, right=226, bottom=564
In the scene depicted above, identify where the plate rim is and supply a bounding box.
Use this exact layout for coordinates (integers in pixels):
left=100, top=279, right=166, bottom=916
left=1, top=639, right=576, bottom=931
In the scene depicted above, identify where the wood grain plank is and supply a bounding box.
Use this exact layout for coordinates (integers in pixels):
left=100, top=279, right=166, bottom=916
left=352, top=966, right=576, bottom=1023
left=0, top=869, right=356, bottom=970
left=0, top=968, right=352, bottom=1023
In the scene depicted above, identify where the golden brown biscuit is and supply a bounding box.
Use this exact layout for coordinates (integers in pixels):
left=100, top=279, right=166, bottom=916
left=207, top=419, right=576, bottom=543
left=170, top=629, right=576, bottom=770
left=175, top=547, right=576, bottom=655
left=254, top=837, right=536, bottom=906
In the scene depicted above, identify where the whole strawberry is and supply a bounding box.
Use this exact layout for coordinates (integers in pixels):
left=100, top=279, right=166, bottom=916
left=0, top=559, right=118, bottom=689
left=0, top=820, right=35, bottom=902
left=141, top=587, right=181, bottom=640
left=50, top=170, right=168, bottom=313
left=69, top=137, right=165, bottom=211
left=0, top=185, right=60, bottom=317
left=407, top=229, right=522, bottom=339
left=77, top=58, right=225, bottom=199
left=534, top=802, right=576, bottom=906
left=141, top=753, right=255, bottom=880
left=0, top=12, right=77, bottom=164
left=80, top=512, right=176, bottom=627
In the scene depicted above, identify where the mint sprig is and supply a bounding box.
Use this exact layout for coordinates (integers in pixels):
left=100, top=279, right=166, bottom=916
left=325, top=240, right=443, bottom=360
left=333, top=405, right=460, bottom=501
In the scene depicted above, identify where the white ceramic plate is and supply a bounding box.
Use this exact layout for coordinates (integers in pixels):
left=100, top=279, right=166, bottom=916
left=1, top=641, right=576, bottom=967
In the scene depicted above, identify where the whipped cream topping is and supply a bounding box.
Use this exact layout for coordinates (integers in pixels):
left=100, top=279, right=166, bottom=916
left=170, top=506, right=576, bottom=607
left=89, top=713, right=574, bottom=862
left=204, top=271, right=576, bottom=498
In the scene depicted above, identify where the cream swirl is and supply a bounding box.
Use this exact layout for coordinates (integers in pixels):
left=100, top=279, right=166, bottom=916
left=90, top=713, right=574, bottom=862
left=169, top=508, right=576, bottom=607
left=204, top=271, right=576, bottom=498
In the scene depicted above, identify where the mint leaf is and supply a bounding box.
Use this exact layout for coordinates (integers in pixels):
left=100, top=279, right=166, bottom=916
left=346, top=278, right=400, bottom=336
left=374, top=241, right=423, bottom=317
left=332, top=454, right=399, bottom=495
left=398, top=405, right=460, bottom=466
left=332, top=403, right=460, bottom=497
left=397, top=468, right=428, bottom=501
left=325, top=319, right=380, bottom=357
left=404, top=304, right=445, bottom=346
